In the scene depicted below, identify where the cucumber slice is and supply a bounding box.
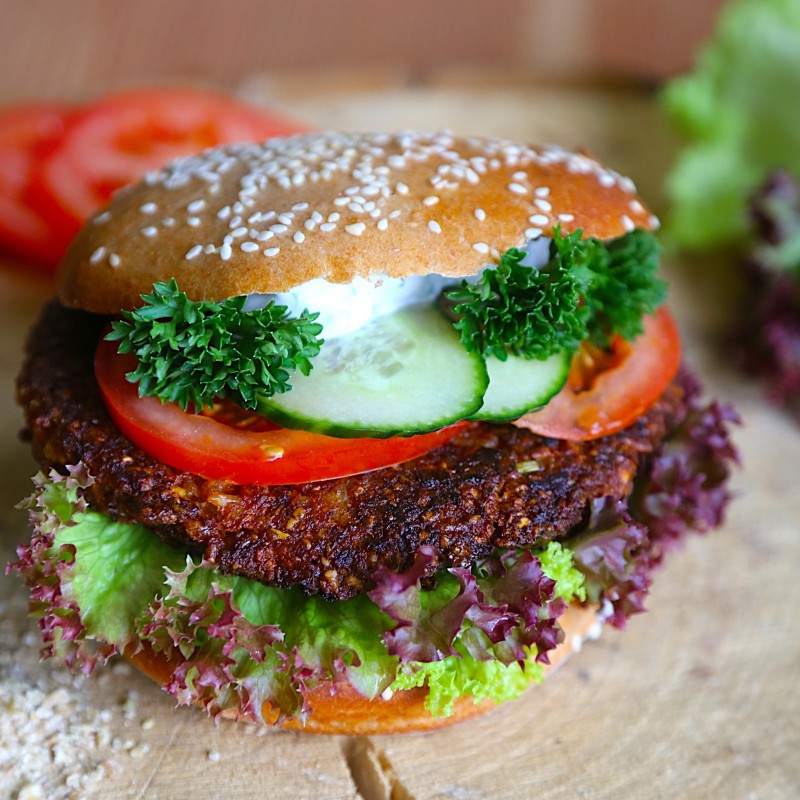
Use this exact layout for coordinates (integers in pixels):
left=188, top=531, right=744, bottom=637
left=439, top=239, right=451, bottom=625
left=256, top=304, right=488, bottom=437
left=470, top=350, right=570, bottom=422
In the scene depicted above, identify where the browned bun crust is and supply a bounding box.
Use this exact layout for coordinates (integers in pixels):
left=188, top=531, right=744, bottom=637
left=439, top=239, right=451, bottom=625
left=125, top=604, right=598, bottom=735
left=58, top=131, right=655, bottom=314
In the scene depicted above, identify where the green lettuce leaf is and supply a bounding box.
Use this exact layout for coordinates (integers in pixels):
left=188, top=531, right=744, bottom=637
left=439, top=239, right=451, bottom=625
left=57, top=507, right=186, bottom=646
left=663, top=0, right=800, bottom=249
left=11, top=470, right=589, bottom=722
left=391, top=641, right=542, bottom=718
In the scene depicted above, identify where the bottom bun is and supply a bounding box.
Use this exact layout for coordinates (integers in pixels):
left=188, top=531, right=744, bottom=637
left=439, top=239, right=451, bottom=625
left=125, top=603, right=599, bottom=735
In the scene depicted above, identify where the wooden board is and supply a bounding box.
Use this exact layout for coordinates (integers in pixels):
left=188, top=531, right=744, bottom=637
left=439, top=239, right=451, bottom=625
left=0, top=81, right=798, bottom=799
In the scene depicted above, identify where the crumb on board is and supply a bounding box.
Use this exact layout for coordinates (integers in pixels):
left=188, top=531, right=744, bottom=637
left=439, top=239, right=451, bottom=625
left=0, top=583, right=148, bottom=799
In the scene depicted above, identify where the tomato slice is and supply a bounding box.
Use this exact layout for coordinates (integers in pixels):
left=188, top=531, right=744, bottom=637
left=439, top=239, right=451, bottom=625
left=515, top=306, right=682, bottom=441
left=94, top=339, right=464, bottom=485
left=0, top=104, right=72, bottom=270
left=37, top=87, right=307, bottom=242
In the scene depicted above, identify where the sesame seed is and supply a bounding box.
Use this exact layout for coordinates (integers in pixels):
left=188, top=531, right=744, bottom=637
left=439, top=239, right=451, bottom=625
left=529, top=214, right=549, bottom=226
left=89, top=247, right=107, bottom=264
left=203, top=244, right=216, bottom=254
left=241, top=241, right=259, bottom=252
left=304, top=219, right=316, bottom=231
left=320, top=222, right=336, bottom=232
left=558, top=213, right=575, bottom=222
left=93, top=211, right=112, bottom=224
left=630, top=200, right=645, bottom=214
left=534, top=198, right=552, bottom=212
left=396, top=182, right=409, bottom=195
left=293, top=231, right=305, bottom=243
left=423, top=196, right=439, bottom=206
left=185, top=245, right=203, bottom=260
left=525, top=227, right=543, bottom=239
left=599, top=174, right=616, bottom=188
left=333, top=197, right=349, bottom=206
left=648, top=214, right=661, bottom=230
left=231, top=226, right=248, bottom=238
left=377, top=218, right=388, bottom=231
left=217, top=206, right=231, bottom=220
left=140, top=202, right=157, bottom=214
left=188, top=216, right=201, bottom=227
left=621, top=214, right=635, bottom=231
left=141, top=226, right=158, bottom=238
left=220, top=242, right=233, bottom=261
left=278, top=214, right=293, bottom=225
left=428, top=220, right=442, bottom=234
left=389, top=210, right=402, bottom=219
left=472, top=242, right=490, bottom=254
left=109, top=253, right=121, bottom=268
left=508, top=182, right=527, bottom=195
left=348, top=202, right=364, bottom=213
left=534, top=186, right=550, bottom=198
left=345, top=222, right=366, bottom=236
left=270, top=224, right=288, bottom=234
left=328, top=212, right=341, bottom=222
left=263, top=247, right=280, bottom=257
left=513, top=171, right=527, bottom=180
left=474, top=208, right=486, bottom=221
left=292, top=202, right=309, bottom=211
left=187, top=200, right=206, bottom=213
left=461, top=168, right=477, bottom=185
left=256, top=230, right=274, bottom=241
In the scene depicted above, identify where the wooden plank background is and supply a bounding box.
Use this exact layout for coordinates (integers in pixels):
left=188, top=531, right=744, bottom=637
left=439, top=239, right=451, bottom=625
left=0, top=0, right=728, bottom=104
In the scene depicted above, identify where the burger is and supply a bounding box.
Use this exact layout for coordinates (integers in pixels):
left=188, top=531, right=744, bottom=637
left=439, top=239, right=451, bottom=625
left=11, top=131, right=738, bottom=734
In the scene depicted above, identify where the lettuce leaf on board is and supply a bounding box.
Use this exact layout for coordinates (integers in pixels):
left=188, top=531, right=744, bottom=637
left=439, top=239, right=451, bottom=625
left=663, top=0, right=800, bottom=249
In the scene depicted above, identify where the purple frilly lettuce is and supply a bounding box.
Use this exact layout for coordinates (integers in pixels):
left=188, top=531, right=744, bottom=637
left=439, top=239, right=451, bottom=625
left=8, top=371, right=738, bottom=721
left=734, top=171, right=800, bottom=410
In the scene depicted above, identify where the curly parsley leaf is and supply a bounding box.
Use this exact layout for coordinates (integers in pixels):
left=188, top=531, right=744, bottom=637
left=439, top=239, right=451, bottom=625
left=446, top=244, right=588, bottom=361
left=106, top=279, right=324, bottom=411
left=446, top=227, right=666, bottom=360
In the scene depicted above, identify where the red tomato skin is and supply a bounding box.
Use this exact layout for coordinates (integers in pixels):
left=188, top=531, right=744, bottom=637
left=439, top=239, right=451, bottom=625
left=37, top=87, right=307, bottom=231
left=94, top=339, right=464, bottom=486
left=515, top=307, right=682, bottom=441
left=0, top=104, right=73, bottom=270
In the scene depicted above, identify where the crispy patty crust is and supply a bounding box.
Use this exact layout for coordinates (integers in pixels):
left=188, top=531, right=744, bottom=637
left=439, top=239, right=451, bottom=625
left=18, top=302, right=685, bottom=600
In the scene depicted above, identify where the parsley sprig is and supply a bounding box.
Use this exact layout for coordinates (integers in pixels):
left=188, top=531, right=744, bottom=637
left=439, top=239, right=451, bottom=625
left=106, top=279, right=324, bottom=411
left=445, top=227, right=666, bottom=360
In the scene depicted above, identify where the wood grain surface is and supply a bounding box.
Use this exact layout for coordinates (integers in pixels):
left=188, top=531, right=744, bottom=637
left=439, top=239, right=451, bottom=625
left=0, top=80, right=798, bottom=800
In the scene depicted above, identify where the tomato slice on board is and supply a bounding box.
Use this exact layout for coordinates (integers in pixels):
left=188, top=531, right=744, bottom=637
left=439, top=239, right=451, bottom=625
left=514, top=306, right=682, bottom=441
left=37, top=87, right=307, bottom=242
left=94, top=339, right=465, bottom=485
left=0, top=104, right=72, bottom=269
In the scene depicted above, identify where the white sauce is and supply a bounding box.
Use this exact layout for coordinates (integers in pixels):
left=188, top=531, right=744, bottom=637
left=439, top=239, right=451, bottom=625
left=244, top=237, right=551, bottom=339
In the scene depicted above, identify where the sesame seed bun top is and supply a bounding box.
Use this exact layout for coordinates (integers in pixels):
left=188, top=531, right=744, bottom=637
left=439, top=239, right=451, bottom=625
left=57, top=130, right=658, bottom=314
